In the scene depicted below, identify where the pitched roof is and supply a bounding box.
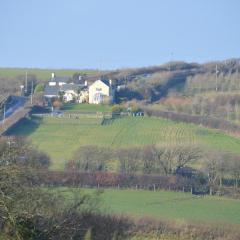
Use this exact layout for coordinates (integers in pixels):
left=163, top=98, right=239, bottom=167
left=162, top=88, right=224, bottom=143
left=44, top=83, right=85, bottom=96
left=101, top=79, right=111, bottom=87
left=60, top=84, right=79, bottom=92
left=90, top=79, right=111, bottom=88
left=44, top=85, right=60, bottom=96
left=50, top=76, right=70, bottom=83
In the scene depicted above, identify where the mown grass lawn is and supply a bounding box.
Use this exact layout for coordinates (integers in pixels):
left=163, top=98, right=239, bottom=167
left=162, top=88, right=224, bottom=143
left=9, top=116, right=240, bottom=170
left=62, top=103, right=112, bottom=113
left=56, top=188, right=240, bottom=225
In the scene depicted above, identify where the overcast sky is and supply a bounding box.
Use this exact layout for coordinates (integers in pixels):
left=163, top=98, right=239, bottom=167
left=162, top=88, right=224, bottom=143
left=0, top=0, right=239, bottom=69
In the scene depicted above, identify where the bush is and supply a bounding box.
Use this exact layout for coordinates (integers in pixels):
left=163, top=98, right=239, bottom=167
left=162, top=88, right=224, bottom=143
left=111, top=105, right=124, bottom=114
left=52, top=100, right=63, bottom=109
left=34, top=83, right=44, bottom=93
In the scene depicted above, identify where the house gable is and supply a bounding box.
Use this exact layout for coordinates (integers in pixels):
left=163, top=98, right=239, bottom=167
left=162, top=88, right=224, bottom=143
left=89, top=79, right=113, bottom=104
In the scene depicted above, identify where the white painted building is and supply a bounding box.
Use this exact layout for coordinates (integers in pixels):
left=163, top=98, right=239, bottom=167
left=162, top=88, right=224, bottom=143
left=78, top=89, right=89, bottom=103
left=60, top=84, right=79, bottom=102
left=89, top=79, right=114, bottom=104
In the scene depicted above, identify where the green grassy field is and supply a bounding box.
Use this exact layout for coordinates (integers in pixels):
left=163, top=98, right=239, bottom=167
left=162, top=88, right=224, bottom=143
left=63, top=103, right=112, bottom=113
left=0, top=67, right=98, bottom=81
left=9, top=115, right=240, bottom=170
left=57, top=188, right=240, bottom=225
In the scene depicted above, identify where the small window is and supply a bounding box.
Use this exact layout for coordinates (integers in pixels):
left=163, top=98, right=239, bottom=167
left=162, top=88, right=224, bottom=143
left=96, top=88, right=102, bottom=91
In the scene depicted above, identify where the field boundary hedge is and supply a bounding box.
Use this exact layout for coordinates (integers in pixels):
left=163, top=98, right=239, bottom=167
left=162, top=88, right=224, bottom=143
left=39, top=171, right=205, bottom=193
left=143, top=106, right=240, bottom=136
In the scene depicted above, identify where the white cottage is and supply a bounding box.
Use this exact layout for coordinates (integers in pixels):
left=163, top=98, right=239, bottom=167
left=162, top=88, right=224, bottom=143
left=60, top=84, right=79, bottom=102
left=89, top=79, right=114, bottom=104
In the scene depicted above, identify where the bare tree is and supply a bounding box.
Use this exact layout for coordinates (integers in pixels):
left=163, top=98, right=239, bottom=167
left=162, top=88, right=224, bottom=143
left=141, top=145, right=156, bottom=174
left=153, top=145, right=201, bottom=175
left=71, top=145, right=111, bottom=172
left=116, top=148, right=140, bottom=174
left=229, top=156, right=240, bottom=188
left=203, top=152, right=230, bottom=195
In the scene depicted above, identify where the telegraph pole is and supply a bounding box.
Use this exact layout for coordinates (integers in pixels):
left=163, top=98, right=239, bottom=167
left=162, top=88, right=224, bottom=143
left=237, top=60, right=240, bottom=90
left=25, top=70, right=28, bottom=95
left=237, top=60, right=239, bottom=76
left=168, top=52, right=173, bottom=72
left=30, top=79, right=33, bottom=105
left=215, top=64, right=219, bottom=92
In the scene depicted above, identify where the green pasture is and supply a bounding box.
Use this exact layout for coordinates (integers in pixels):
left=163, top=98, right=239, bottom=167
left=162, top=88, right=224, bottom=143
left=9, top=115, right=240, bottom=170
left=63, top=103, right=112, bottom=113
left=56, top=188, right=240, bottom=225
left=0, top=67, right=98, bottom=81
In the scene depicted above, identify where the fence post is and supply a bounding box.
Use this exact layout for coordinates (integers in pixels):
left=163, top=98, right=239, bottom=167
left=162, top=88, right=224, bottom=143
left=153, top=184, right=156, bottom=192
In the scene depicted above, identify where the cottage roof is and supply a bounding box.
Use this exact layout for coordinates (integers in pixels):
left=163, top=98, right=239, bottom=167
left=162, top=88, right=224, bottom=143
left=44, top=85, right=60, bottom=96
left=90, top=79, right=112, bottom=88
left=50, top=76, right=69, bottom=83
left=101, top=79, right=111, bottom=87
left=60, top=84, right=79, bottom=92
left=44, top=83, right=86, bottom=96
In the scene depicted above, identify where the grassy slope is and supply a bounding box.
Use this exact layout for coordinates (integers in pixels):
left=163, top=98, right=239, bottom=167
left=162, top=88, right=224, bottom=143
left=10, top=115, right=240, bottom=170
left=0, top=67, right=98, bottom=81
left=59, top=188, right=240, bottom=225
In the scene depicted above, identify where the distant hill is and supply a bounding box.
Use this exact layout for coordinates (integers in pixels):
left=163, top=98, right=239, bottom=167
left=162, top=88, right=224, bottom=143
left=1, top=58, right=239, bottom=96
left=104, top=59, right=240, bottom=126
left=1, top=59, right=240, bottom=126
left=106, top=58, right=240, bottom=102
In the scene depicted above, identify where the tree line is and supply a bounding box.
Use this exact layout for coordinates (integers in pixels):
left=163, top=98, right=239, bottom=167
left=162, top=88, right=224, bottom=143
left=66, top=145, right=201, bottom=175
left=65, top=144, right=240, bottom=196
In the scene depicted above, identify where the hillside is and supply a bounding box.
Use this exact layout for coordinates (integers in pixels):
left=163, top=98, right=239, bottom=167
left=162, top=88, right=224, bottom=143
left=112, top=59, right=240, bottom=126
left=2, top=59, right=240, bottom=134
left=8, top=115, right=240, bottom=170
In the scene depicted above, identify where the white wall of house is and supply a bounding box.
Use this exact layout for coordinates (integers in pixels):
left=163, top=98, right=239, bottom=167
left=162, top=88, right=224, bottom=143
left=89, top=80, right=111, bottom=104
left=49, top=82, right=56, bottom=86
left=63, top=90, right=78, bottom=102
left=78, top=90, right=89, bottom=103
left=49, top=82, right=66, bottom=86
